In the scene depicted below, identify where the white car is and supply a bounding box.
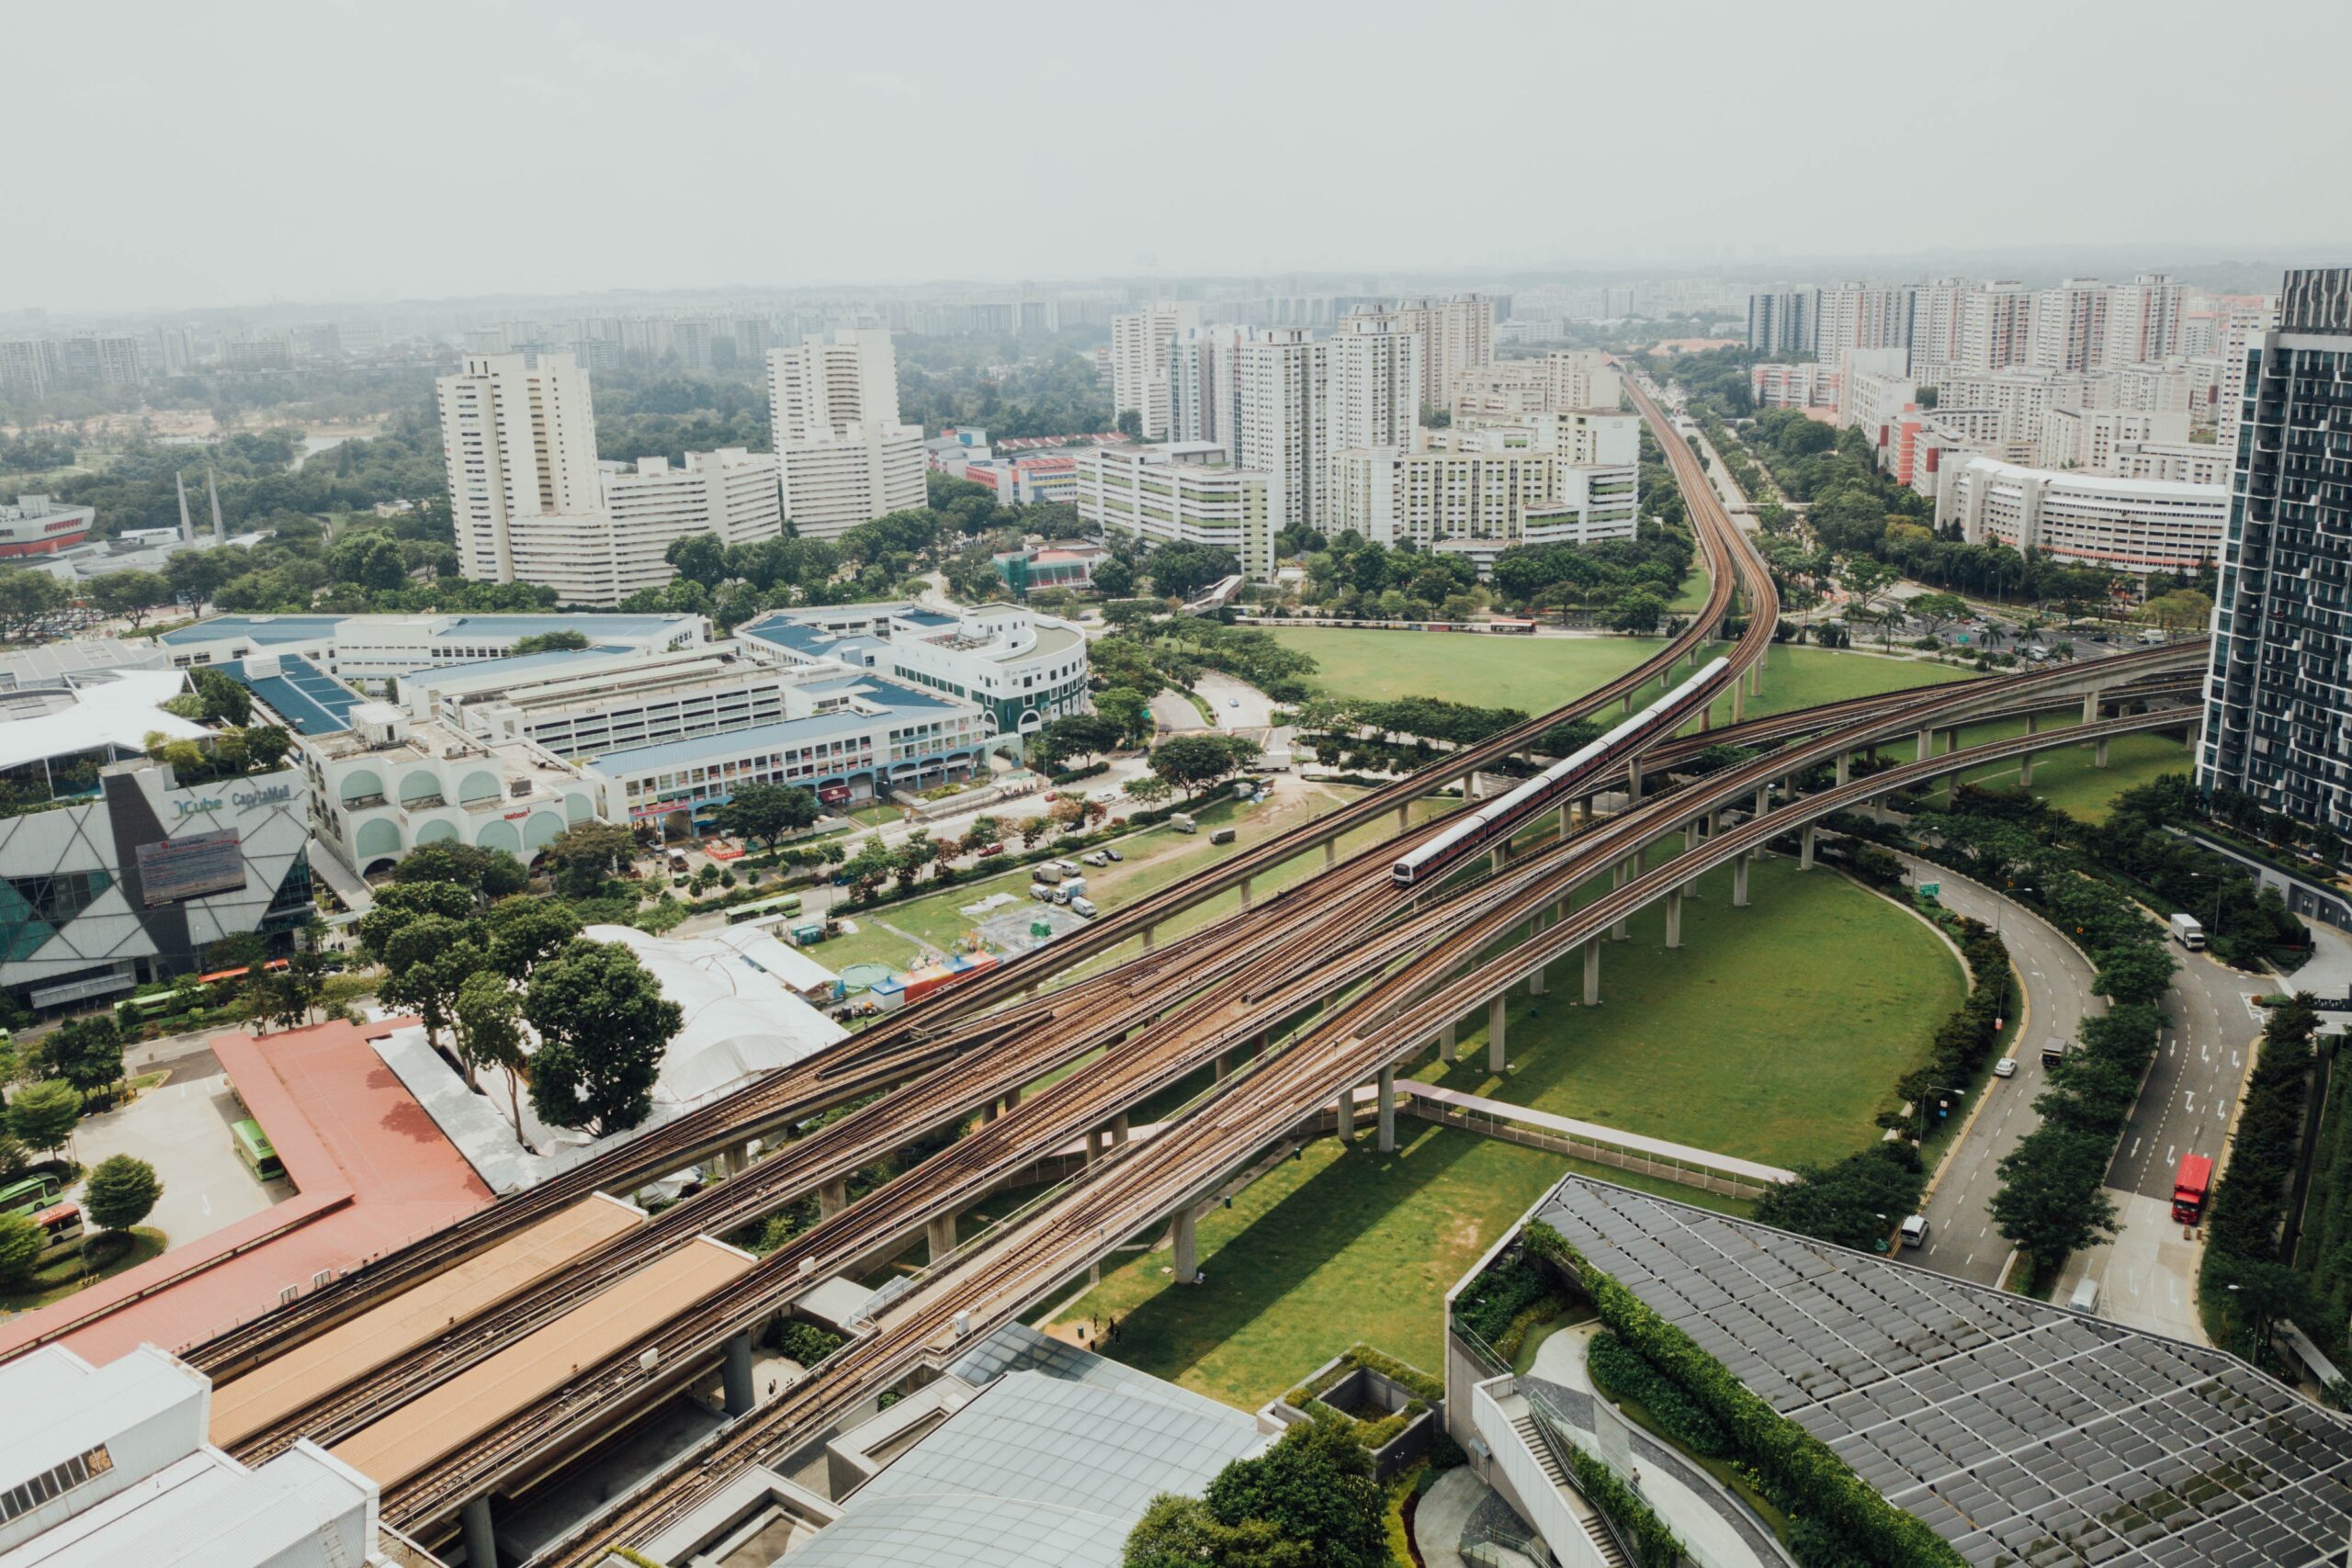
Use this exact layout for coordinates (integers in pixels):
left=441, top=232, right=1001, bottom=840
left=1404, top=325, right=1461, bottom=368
left=1228, top=697, right=1240, bottom=708
left=1994, top=1056, right=2018, bottom=1078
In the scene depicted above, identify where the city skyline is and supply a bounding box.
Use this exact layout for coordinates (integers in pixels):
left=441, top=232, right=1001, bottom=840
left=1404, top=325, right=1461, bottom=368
left=11, top=0, right=2352, bottom=314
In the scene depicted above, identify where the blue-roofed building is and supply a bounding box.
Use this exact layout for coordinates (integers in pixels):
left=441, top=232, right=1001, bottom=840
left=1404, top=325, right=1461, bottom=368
left=579, top=660, right=990, bottom=832
left=212, top=655, right=366, bottom=737
left=155, top=611, right=706, bottom=684
left=738, top=601, right=1088, bottom=739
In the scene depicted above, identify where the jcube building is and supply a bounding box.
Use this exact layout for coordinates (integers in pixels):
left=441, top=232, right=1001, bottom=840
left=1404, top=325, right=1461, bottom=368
left=0, top=668, right=312, bottom=1012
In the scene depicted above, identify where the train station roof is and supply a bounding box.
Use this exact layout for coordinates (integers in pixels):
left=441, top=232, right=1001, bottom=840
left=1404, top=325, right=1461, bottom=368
left=207, top=1193, right=645, bottom=1449
left=1534, top=1177, right=2352, bottom=1567
left=326, top=1235, right=754, bottom=1490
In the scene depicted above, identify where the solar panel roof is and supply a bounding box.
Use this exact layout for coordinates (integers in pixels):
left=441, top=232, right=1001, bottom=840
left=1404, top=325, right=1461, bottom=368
left=219, top=655, right=365, bottom=735
left=1536, top=1178, right=2352, bottom=1567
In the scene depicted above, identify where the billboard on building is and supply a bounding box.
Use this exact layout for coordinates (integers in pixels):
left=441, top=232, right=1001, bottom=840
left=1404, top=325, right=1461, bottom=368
left=136, top=829, right=248, bottom=907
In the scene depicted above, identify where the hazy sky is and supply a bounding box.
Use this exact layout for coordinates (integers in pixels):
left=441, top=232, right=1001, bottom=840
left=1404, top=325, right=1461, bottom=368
left=13, top=0, right=2351, bottom=313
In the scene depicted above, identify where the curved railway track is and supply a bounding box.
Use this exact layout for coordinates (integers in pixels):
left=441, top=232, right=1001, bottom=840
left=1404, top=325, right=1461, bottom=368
left=152, top=381, right=1758, bottom=1383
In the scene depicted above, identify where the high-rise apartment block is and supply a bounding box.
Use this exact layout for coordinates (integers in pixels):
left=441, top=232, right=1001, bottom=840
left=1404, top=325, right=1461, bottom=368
left=582, top=447, right=784, bottom=605
left=1814, top=282, right=1915, bottom=373
left=1110, top=301, right=1201, bottom=438
left=1168, top=321, right=1255, bottom=450
left=1348, top=294, right=1494, bottom=412
left=1451, top=351, right=1623, bottom=424
left=436, top=350, right=605, bottom=586
left=1746, top=288, right=1816, bottom=355
left=767, top=329, right=926, bottom=539
left=1235, top=329, right=1328, bottom=536
left=2200, top=267, right=2352, bottom=840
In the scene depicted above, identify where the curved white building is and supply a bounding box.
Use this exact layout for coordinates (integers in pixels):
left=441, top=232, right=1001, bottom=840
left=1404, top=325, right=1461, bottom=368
left=1935, top=454, right=2225, bottom=574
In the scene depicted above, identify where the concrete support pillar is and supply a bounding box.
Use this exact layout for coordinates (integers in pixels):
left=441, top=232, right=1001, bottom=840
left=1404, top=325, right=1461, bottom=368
left=1324, top=840, right=1337, bottom=870
left=2026, top=710, right=2040, bottom=735
left=2094, top=738, right=2109, bottom=769
left=1684, top=819, right=1702, bottom=852
left=1701, top=705, right=1713, bottom=732
left=1335, top=1084, right=1355, bottom=1139
left=1172, top=1207, right=1198, bottom=1283
left=1611, top=859, right=1633, bottom=941
left=1917, top=727, right=1935, bottom=762
left=1439, top=1021, right=1458, bottom=1064
left=1238, top=875, right=1252, bottom=911
left=1627, top=758, right=1644, bottom=804
left=1733, top=681, right=1746, bottom=724
left=1583, top=940, right=1600, bottom=1005
left=1749, top=661, right=1762, bottom=696
left=2018, top=750, right=2035, bottom=788
left=926, top=1212, right=956, bottom=1264
left=819, top=1179, right=848, bottom=1219
left=1004, top=1086, right=1022, bottom=1113
left=460, top=1496, right=497, bottom=1568
left=981, top=1099, right=998, bottom=1124
left=1800, top=823, right=1816, bottom=871
left=1732, top=852, right=1750, bottom=908
left=1377, top=1066, right=1396, bottom=1152
left=1396, top=804, right=1409, bottom=835
left=1623, top=689, right=1634, bottom=714
left=1112, top=1111, right=1130, bottom=1145
left=1142, top=924, right=1157, bottom=956
left=1666, top=889, right=1684, bottom=949
left=2083, top=690, right=2099, bottom=725
left=1836, top=751, right=1850, bottom=787
left=1253, top=1031, right=1271, bottom=1061
left=1487, top=995, right=1509, bottom=1073
left=723, top=1331, right=756, bottom=1416
left=1213, top=1051, right=1230, bottom=1082
left=1754, top=785, right=1770, bottom=818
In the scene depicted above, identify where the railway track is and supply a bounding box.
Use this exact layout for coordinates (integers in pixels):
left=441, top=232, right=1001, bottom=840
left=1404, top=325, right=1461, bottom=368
left=531, top=691, right=2193, bottom=1567
left=158, top=384, right=1756, bottom=1384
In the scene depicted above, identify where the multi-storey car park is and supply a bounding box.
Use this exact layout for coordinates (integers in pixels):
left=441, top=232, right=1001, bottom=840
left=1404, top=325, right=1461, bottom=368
left=0, top=387, right=2236, bottom=1567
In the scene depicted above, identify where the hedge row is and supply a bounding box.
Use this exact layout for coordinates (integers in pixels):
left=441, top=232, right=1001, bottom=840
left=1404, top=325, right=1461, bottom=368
left=1988, top=1002, right=2162, bottom=1271
left=1556, top=1422, right=1686, bottom=1568
left=1526, top=1223, right=1965, bottom=1568
left=1585, top=1330, right=1730, bottom=1458
left=1894, top=917, right=2011, bottom=1118
left=2198, top=997, right=2321, bottom=1344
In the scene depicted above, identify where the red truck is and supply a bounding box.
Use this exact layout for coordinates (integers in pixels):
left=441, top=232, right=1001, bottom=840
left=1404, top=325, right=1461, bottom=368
left=2172, top=1154, right=2213, bottom=1224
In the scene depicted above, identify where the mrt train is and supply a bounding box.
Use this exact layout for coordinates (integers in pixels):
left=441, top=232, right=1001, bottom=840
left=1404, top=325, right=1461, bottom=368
left=1391, top=658, right=1730, bottom=886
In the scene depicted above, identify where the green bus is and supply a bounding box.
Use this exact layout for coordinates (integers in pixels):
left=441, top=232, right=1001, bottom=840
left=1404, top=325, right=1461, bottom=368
left=231, top=1118, right=285, bottom=1182
left=114, top=984, right=214, bottom=1030
left=726, top=892, right=804, bottom=924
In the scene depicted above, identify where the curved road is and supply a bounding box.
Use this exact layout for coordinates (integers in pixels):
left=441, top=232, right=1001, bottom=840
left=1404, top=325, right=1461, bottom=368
left=1901, top=856, right=2101, bottom=1287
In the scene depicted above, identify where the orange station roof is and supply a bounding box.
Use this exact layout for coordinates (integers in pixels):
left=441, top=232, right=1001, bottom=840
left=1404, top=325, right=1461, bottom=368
left=0, top=1019, right=494, bottom=1367
left=209, top=1192, right=647, bottom=1449
left=328, top=1235, right=755, bottom=1489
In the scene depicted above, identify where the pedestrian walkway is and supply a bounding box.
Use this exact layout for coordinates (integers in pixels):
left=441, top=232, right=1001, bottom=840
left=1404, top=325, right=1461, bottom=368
left=1396, top=1080, right=1792, bottom=1199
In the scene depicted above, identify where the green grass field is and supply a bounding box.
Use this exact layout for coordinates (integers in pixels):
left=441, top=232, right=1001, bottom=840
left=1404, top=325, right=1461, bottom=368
left=1416, top=849, right=1966, bottom=1170
left=1260, top=626, right=1973, bottom=732
left=1046, top=1123, right=1747, bottom=1411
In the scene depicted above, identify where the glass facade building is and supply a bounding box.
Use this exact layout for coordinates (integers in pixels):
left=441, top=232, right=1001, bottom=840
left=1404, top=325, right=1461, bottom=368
left=2199, top=268, right=2352, bottom=838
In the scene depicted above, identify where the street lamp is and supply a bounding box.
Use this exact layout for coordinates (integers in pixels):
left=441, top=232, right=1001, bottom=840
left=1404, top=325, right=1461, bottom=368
left=1917, top=1084, right=1969, bottom=1143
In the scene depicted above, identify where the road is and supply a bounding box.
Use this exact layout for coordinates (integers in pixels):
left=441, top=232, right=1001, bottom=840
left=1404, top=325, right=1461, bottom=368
left=1904, top=859, right=2101, bottom=1286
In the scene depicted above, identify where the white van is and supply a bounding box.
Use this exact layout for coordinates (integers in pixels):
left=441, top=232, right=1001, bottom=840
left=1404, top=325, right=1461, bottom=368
left=2067, top=1277, right=2100, bottom=1315
left=1899, top=1215, right=1929, bottom=1248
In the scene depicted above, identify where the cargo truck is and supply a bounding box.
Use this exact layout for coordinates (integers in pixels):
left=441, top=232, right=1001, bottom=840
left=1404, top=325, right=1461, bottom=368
left=2168, top=913, right=2207, bottom=950
left=2172, top=1153, right=2212, bottom=1224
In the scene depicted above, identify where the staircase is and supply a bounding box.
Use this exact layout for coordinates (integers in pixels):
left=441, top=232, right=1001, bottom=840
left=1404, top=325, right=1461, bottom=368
left=1510, top=1411, right=1630, bottom=1568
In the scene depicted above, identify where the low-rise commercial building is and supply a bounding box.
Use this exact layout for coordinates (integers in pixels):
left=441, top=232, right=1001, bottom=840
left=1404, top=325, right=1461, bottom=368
left=155, top=612, right=706, bottom=685
left=1748, top=360, right=1830, bottom=409
left=1937, top=453, right=2226, bottom=575
left=739, top=601, right=1085, bottom=739
left=0, top=669, right=312, bottom=1012
left=0, top=1344, right=423, bottom=1568
left=1074, top=442, right=1274, bottom=581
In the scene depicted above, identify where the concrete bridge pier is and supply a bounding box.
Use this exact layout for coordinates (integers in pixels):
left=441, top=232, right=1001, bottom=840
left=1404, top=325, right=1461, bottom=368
left=460, top=1497, right=497, bottom=1568
left=2018, top=749, right=2035, bottom=787
left=1835, top=751, right=1850, bottom=787
left=1377, top=1066, right=1396, bottom=1152
left=2083, top=690, right=2101, bottom=725
left=1439, top=1021, right=1457, bottom=1064
left=1583, top=941, right=1600, bottom=1005
left=1487, top=995, right=1509, bottom=1072
left=1611, top=860, right=1633, bottom=940
left=1396, top=803, right=1410, bottom=835
left=1324, top=840, right=1337, bottom=870
left=723, top=1332, right=757, bottom=1416
left=1627, top=758, right=1644, bottom=804
left=2094, top=738, right=2109, bottom=768
left=820, top=1179, right=848, bottom=1219
left=1800, top=823, right=1816, bottom=871
left=1666, top=889, right=1684, bottom=949
left=1172, top=1207, right=1200, bottom=1283
left=1732, top=852, right=1751, bottom=908
left=1142, top=924, right=1157, bottom=956
left=1238, top=875, right=1253, bottom=911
